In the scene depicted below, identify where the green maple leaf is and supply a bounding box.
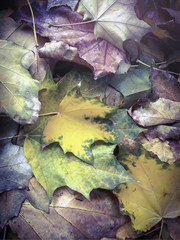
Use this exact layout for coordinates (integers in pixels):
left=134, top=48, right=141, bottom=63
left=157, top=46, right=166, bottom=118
left=24, top=70, right=135, bottom=199
left=0, top=40, right=41, bottom=124
left=77, top=0, right=151, bottom=50
left=24, top=138, right=135, bottom=199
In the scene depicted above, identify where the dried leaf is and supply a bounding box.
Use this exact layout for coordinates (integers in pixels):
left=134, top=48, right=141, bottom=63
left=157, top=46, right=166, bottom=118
left=9, top=188, right=129, bottom=239
left=0, top=117, right=33, bottom=193
left=47, top=0, right=79, bottom=11
left=77, top=0, right=151, bottom=50
left=11, top=2, right=124, bottom=79
left=129, top=98, right=180, bottom=127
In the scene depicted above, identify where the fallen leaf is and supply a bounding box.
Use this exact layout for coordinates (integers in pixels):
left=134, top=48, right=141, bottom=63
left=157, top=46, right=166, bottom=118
left=114, top=145, right=180, bottom=232
left=110, top=57, right=152, bottom=107
left=11, top=2, right=124, bottom=79
left=111, top=109, right=143, bottom=143
left=0, top=189, right=26, bottom=228
left=0, top=117, right=33, bottom=193
left=47, top=0, right=79, bottom=11
left=24, top=138, right=134, bottom=199
left=24, top=70, right=134, bottom=199
left=103, top=86, right=124, bottom=107
left=77, top=0, right=151, bottom=50
left=163, top=8, right=180, bottom=23
left=0, top=17, right=48, bottom=82
left=150, top=69, right=180, bottom=102
left=138, top=125, right=180, bottom=164
left=140, top=137, right=174, bottom=162
left=42, top=88, right=120, bottom=163
left=9, top=188, right=129, bottom=240
left=116, top=222, right=138, bottom=240
left=165, top=217, right=180, bottom=240
left=129, top=98, right=180, bottom=127
left=0, top=40, right=41, bottom=124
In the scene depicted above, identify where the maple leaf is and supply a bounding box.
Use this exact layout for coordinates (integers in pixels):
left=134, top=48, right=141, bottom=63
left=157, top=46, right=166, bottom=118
left=0, top=40, right=41, bottom=124
left=11, top=2, right=124, bottom=79
left=128, top=98, right=180, bottom=127
left=110, top=56, right=152, bottom=107
left=47, top=0, right=79, bottom=11
left=0, top=117, right=33, bottom=193
left=0, top=17, right=48, bottom=82
left=9, top=188, right=129, bottom=239
left=111, top=109, right=143, bottom=143
left=42, top=88, right=119, bottom=163
left=24, top=138, right=134, bottom=199
left=77, top=0, right=151, bottom=50
left=114, top=144, right=180, bottom=232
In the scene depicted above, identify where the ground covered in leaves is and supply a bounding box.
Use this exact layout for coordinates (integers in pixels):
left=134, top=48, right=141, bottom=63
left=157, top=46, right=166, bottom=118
left=0, top=0, right=180, bottom=239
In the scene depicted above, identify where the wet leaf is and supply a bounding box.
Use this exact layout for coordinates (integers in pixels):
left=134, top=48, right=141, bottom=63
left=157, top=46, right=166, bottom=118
left=9, top=188, right=129, bottom=240
left=77, top=0, right=151, bottom=50
left=11, top=2, right=124, bottom=79
left=114, top=145, right=180, bottom=232
left=0, top=40, right=41, bottom=124
left=0, top=117, right=33, bottom=193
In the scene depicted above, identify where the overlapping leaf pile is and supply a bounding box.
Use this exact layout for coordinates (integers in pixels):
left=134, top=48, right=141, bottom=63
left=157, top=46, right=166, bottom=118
left=0, top=0, right=180, bottom=239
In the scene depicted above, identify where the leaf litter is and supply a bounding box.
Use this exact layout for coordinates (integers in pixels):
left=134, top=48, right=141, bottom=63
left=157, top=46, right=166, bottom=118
left=0, top=0, right=180, bottom=239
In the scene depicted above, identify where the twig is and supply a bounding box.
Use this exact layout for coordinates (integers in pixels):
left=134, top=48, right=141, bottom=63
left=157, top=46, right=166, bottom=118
left=159, top=218, right=164, bottom=240
left=137, top=59, right=180, bottom=76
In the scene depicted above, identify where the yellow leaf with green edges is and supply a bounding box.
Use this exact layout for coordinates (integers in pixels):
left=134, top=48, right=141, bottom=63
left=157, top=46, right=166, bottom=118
left=114, top=145, right=180, bottom=232
left=42, top=88, right=120, bottom=164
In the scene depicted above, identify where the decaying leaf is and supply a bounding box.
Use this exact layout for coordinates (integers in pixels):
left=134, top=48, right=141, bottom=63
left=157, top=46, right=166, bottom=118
left=47, top=0, right=79, bottom=11
left=114, top=145, right=180, bottom=232
left=0, top=40, right=41, bottom=124
left=42, top=88, right=119, bottom=163
left=0, top=189, right=26, bottom=228
left=129, top=98, right=180, bottom=127
left=165, top=217, right=180, bottom=240
left=0, top=17, right=48, bottom=82
left=0, top=117, right=33, bottom=193
left=110, top=57, right=152, bottom=107
left=77, top=0, right=151, bottom=50
left=111, top=109, right=143, bottom=143
left=138, top=125, right=180, bottom=164
left=11, top=2, right=124, bottom=79
left=9, top=188, right=129, bottom=240
left=150, top=69, right=180, bottom=102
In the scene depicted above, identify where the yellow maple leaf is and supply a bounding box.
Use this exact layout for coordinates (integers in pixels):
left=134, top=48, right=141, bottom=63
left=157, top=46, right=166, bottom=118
left=114, top=145, right=180, bottom=232
left=42, top=89, right=119, bottom=163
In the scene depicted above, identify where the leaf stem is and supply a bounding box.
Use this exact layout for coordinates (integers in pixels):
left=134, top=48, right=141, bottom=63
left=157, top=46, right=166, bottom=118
left=137, top=59, right=180, bottom=76
left=159, top=218, right=164, bottom=240
left=48, top=19, right=96, bottom=27
left=39, top=112, right=59, bottom=117
left=0, top=134, right=26, bottom=141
